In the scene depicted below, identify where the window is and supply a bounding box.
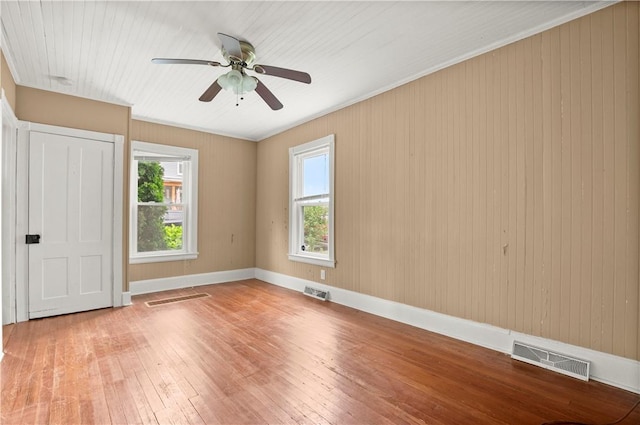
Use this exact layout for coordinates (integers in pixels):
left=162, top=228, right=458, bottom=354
left=130, top=141, right=198, bottom=263
left=289, top=134, right=335, bottom=268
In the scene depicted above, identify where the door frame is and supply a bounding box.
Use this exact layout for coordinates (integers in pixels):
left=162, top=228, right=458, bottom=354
left=2, top=94, right=18, bottom=325
left=15, top=121, right=124, bottom=322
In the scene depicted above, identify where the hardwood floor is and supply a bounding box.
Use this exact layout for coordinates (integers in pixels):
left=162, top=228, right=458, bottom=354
left=2, top=279, right=638, bottom=424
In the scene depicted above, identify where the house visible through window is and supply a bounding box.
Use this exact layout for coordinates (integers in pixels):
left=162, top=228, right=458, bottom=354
left=130, top=141, right=198, bottom=263
left=289, top=134, right=335, bottom=268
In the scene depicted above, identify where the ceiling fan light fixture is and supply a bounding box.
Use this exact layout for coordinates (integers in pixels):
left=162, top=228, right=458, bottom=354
left=225, top=69, right=243, bottom=88
left=218, top=69, right=256, bottom=95
left=241, top=74, right=257, bottom=93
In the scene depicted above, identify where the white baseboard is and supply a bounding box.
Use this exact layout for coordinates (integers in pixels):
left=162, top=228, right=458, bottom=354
left=121, top=292, right=132, bottom=306
left=129, top=268, right=256, bottom=296
left=255, top=268, right=640, bottom=394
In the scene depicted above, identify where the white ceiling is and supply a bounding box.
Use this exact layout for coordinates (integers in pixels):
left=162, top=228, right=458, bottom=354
left=1, top=1, right=615, bottom=141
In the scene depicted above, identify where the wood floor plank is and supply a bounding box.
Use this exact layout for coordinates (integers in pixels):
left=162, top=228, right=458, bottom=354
left=187, top=394, right=252, bottom=425
left=153, top=406, right=190, bottom=425
left=2, top=279, right=639, bottom=425
left=101, top=381, right=132, bottom=424
left=134, top=369, right=167, bottom=414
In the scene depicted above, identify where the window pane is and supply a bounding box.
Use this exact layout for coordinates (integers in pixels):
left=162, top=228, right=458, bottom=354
left=137, top=205, right=184, bottom=252
left=302, top=205, right=328, bottom=255
left=137, top=205, right=168, bottom=252
left=160, top=161, right=184, bottom=205
left=303, top=153, right=329, bottom=197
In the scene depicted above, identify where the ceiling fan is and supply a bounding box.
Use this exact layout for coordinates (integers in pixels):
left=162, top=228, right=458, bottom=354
left=152, top=33, right=311, bottom=110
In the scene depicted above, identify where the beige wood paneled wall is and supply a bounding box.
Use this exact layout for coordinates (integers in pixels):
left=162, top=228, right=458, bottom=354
left=16, top=86, right=130, bottom=137
left=256, top=2, right=640, bottom=360
left=129, top=120, right=256, bottom=282
left=1, top=51, right=17, bottom=111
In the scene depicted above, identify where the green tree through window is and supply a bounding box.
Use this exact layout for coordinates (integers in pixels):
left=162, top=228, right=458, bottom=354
left=164, top=224, right=183, bottom=249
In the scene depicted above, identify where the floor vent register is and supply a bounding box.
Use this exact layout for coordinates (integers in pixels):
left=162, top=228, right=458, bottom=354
left=511, top=341, right=590, bottom=381
left=145, top=292, right=210, bottom=307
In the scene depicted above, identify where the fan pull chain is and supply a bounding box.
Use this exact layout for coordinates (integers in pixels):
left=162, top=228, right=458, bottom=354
left=235, top=92, right=246, bottom=107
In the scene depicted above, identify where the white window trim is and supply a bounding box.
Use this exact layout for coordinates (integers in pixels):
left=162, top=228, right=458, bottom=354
left=288, top=134, right=335, bottom=268
left=129, top=141, right=198, bottom=264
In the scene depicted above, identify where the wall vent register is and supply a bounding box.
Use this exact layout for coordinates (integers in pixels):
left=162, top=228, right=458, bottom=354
left=511, top=341, right=590, bottom=381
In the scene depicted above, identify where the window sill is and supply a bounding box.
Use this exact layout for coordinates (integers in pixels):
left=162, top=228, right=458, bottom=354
left=288, top=254, right=335, bottom=268
left=129, top=252, right=198, bottom=264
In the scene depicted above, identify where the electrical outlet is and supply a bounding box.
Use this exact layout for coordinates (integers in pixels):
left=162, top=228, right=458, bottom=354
left=320, top=269, right=326, bottom=280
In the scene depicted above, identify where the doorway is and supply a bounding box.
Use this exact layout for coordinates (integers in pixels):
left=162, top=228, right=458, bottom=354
left=14, top=122, right=123, bottom=321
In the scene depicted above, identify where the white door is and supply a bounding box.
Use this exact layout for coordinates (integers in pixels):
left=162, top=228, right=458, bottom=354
left=28, top=131, right=114, bottom=318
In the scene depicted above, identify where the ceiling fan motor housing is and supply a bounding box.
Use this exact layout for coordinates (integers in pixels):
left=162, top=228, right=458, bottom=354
left=223, top=40, right=256, bottom=66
